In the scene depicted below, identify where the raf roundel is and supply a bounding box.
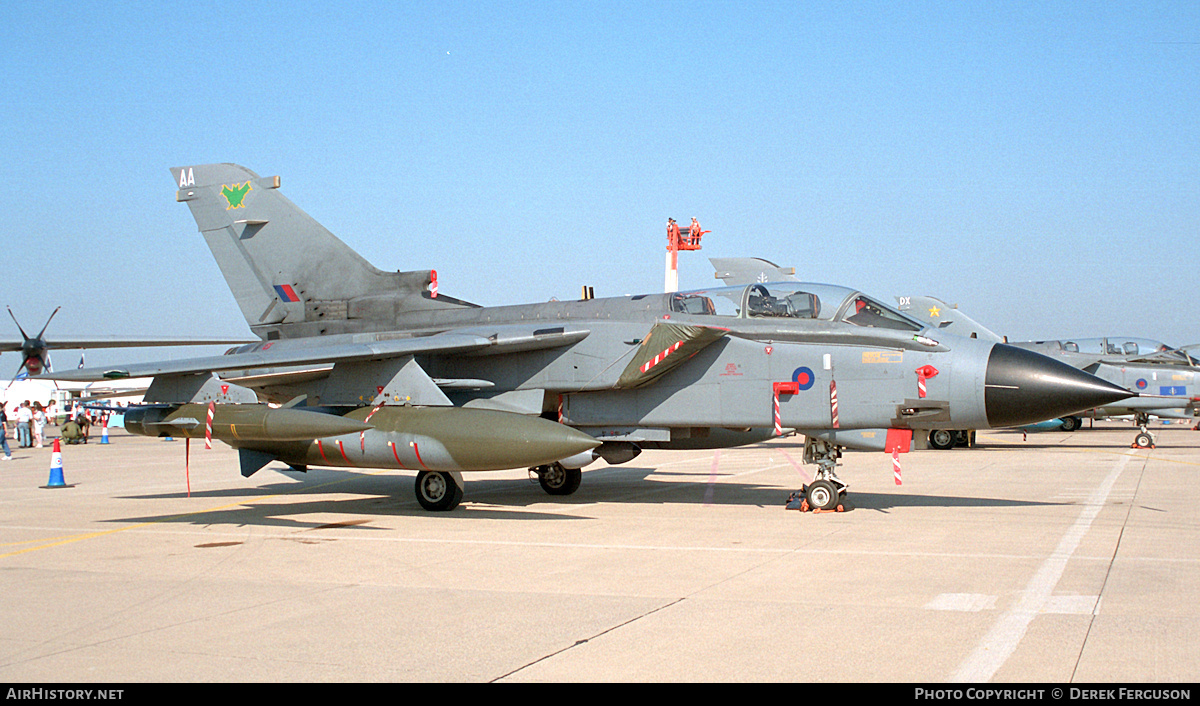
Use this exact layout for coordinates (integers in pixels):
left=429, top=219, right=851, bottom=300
left=792, top=366, right=815, bottom=391
left=1136, top=378, right=1148, bottom=390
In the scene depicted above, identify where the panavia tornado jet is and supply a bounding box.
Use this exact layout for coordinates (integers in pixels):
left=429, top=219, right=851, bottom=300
left=896, top=295, right=1200, bottom=448
left=712, top=258, right=1196, bottom=451
left=1011, top=336, right=1200, bottom=447
left=39, top=165, right=1133, bottom=511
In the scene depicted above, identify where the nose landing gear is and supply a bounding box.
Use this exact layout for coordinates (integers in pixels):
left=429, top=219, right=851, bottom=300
left=1131, top=413, right=1156, bottom=449
left=786, top=437, right=847, bottom=512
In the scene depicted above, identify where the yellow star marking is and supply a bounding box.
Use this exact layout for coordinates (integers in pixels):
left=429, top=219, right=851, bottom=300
left=928, top=306, right=941, bottom=317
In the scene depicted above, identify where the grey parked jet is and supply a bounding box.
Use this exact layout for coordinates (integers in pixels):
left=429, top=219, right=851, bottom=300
left=895, top=295, right=1200, bottom=448
left=38, top=165, right=1133, bottom=511
left=711, top=261, right=1199, bottom=448
left=1010, top=335, right=1200, bottom=446
left=713, top=259, right=1197, bottom=450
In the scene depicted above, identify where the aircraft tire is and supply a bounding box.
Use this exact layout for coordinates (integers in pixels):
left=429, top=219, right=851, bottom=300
left=1134, top=432, right=1154, bottom=449
left=806, top=480, right=840, bottom=511
left=1060, top=416, right=1081, bottom=432
left=929, top=429, right=956, bottom=451
left=415, top=471, right=464, bottom=511
left=537, top=462, right=582, bottom=496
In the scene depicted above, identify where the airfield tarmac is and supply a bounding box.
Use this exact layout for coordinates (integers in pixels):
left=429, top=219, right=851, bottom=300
left=0, top=422, right=1197, bottom=683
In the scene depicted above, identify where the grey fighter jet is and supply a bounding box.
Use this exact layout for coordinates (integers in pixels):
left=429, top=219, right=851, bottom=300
left=896, top=296, right=1200, bottom=447
left=712, top=264, right=1199, bottom=449
left=1009, top=336, right=1200, bottom=446
left=38, top=165, right=1133, bottom=511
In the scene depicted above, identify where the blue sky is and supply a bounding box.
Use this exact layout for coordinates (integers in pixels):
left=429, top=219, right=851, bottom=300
left=1, top=1, right=1197, bottom=369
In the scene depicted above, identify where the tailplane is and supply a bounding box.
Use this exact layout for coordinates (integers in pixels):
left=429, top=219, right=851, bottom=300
left=170, top=164, right=475, bottom=340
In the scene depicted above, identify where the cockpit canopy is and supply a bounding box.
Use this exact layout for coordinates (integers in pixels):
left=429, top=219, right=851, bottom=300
left=669, top=282, right=925, bottom=332
left=1021, top=336, right=1196, bottom=366
left=1038, top=337, right=1170, bottom=356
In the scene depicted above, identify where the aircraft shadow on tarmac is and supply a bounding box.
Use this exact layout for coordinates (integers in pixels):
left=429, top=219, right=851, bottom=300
left=947, top=440, right=1179, bottom=451
left=110, top=462, right=1056, bottom=530
left=742, top=435, right=1165, bottom=453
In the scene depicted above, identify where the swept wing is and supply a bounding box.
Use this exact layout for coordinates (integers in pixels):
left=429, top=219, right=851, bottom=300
left=37, top=324, right=590, bottom=383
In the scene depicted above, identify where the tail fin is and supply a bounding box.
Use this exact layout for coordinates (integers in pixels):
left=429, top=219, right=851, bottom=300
left=170, top=164, right=474, bottom=340
left=893, top=295, right=1004, bottom=342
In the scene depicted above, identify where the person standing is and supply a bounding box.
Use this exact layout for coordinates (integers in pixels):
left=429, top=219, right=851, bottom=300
left=16, top=401, right=32, bottom=448
left=0, top=403, right=11, bottom=459
left=32, top=402, right=46, bottom=448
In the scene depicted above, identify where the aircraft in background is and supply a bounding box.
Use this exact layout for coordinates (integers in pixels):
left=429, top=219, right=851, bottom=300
left=892, top=296, right=1005, bottom=344
left=3, top=305, right=251, bottom=380
left=40, top=164, right=1132, bottom=511
left=1009, top=336, right=1200, bottom=445
left=1013, top=336, right=1199, bottom=366
left=894, top=295, right=1200, bottom=448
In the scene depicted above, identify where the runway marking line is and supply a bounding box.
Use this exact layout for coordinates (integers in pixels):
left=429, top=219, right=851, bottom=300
left=950, top=451, right=1133, bottom=682
left=4, top=442, right=1175, bottom=560
left=0, top=470, right=392, bottom=560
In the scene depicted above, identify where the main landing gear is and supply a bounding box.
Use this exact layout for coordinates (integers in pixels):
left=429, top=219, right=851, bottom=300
left=530, top=462, right=582, bottom=496
left=1132, top=413, right=1156, bottom=449
left=787, top=437, right=847, bottom=512
left=928, top=429, right=975, bottom=450
left=415, top=470, right=465, bottom=511
left=411, top=462, right=584, bottom=512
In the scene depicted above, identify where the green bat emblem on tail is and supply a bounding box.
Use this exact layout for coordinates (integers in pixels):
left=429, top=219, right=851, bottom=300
left=221, top=181, right=253, bottom=209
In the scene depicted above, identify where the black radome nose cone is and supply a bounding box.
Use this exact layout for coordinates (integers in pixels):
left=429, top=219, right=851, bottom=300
left=985, top=344, right=1134, bottom=428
